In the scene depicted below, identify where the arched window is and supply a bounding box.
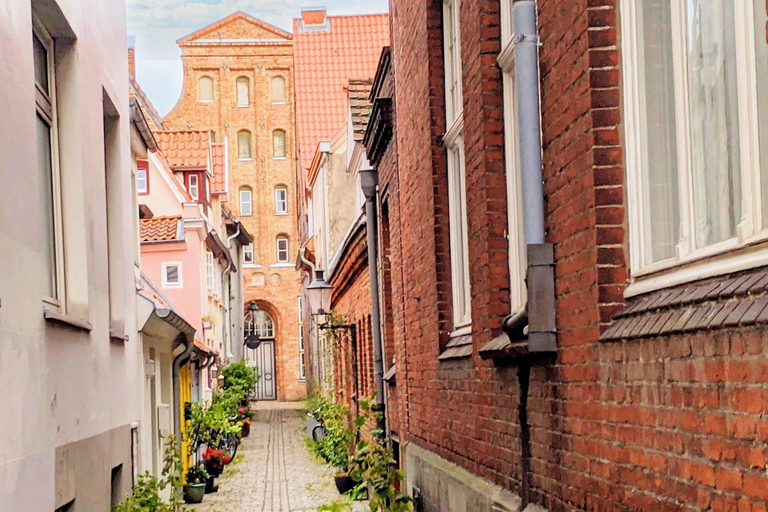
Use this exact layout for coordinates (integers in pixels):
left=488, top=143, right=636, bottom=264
left=198, top=76, right=213, bottom=102
left=245, top=310, right=275, bottom=340
left=273, top=129, right=286, bottom=158
left=236, top=76, right=250, bottom=107
left=239, top=186, right=253, bottom=216
left=271, top=76, right=286, bottom=103
left=276, top=235, right=289, bottom=263
left=275, top=185, right=288, bottom=214
left=237, top=130, right=251, bottom=160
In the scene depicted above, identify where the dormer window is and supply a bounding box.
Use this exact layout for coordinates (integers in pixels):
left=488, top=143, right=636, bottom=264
left=188, top=174, right=199, bottom=201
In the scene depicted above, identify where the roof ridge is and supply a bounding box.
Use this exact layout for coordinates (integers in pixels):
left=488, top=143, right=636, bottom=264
left=178, top=11, right=293, bottom=44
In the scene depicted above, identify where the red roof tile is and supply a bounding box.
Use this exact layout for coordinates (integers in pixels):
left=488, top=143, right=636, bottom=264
left=140, top=216, right=182, bottom=242
left=154, top=130, right=212, bottom=169
left=211, top=142, right=226, bottom=194
left=294, top=13, right=390, bottom=172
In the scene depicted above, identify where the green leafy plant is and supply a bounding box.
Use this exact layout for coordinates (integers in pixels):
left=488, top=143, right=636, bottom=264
left=349, top=398, right=412, bottom=512
left=307, top=392, right=354, bottom=471
left=188, top=400, right=241, bottom=454
left=113, top=436, right=184, bottom=512
left=317, top=497, right=353, bottom=512
left=221, top=360, right=258, bottom=396
left=185, top=465, right=209, bottom=485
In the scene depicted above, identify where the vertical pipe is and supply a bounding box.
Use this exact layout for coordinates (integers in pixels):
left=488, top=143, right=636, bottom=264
left=513, top=0, right=545, bottom=246
left=360, top=169, right=386, bottom=417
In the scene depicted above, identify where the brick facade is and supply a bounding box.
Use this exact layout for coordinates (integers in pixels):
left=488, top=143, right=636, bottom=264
left=386, top=0, right=768, bottom=511
left=164, top=12, right=305, bottom=401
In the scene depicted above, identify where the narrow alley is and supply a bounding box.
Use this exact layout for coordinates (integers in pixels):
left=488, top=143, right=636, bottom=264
left=189, top=402, right=355, bottom=512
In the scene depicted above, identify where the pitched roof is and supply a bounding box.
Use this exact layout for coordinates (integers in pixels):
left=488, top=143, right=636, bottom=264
left=294, top=13, right=390, bottom=172
left=129, top=79, right=167, bottom=131
left=140, top=216, right=183, bottom=242
left=349, top=80, right=373, bottom=143
left=154, top=130, right=211, bottom=169
left=211, top=142, right=226, bottom=194
left=177, top=11, right=292, bottom=45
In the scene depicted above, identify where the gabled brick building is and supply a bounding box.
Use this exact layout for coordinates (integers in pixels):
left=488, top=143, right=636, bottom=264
left=372, top=0, right=768, bottom=511
left=164, top=12, right=305, bottom=401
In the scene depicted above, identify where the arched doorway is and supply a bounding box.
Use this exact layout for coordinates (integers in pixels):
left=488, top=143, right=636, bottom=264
left=245, top=309, right=277, bottom=400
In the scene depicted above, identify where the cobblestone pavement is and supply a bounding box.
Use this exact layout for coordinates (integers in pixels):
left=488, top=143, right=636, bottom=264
left=187, top=404, right=356, bottom=511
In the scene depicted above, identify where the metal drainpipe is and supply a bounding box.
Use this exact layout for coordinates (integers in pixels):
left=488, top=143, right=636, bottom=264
left=172, top=335, right=195, bottom=450
left=360, top=168, right=386, bottom=433
left=224, top=223, right=241, bottom=360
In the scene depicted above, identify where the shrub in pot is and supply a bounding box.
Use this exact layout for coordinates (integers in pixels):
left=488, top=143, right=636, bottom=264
left=183, top=465, right=208, bottom=504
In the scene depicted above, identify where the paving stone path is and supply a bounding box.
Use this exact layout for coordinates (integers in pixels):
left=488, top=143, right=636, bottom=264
left=187, top=402, right=357, bottom=511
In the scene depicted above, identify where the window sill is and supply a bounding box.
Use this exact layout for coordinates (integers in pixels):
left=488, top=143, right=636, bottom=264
left=275, top=212, right=288, bottom=216
left=438, top=329, right=472, bottom=360
left=110, top=329, right=129, bottom=343
left=273, top=157, right=287, bottom=161
left=626, top=241, right=768, bottom=298
left=238, top=158, right=252, bottom=162
left=44, top=309, right=93, bottom=332
left=270, top=262, right=294, bottom=268
left=272, top=101, right=286, bottom=105
left=243, top=263, right=262, bottom=269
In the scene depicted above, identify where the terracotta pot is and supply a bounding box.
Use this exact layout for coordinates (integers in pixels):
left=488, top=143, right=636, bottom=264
left=241, top=420, right=251, bottom=438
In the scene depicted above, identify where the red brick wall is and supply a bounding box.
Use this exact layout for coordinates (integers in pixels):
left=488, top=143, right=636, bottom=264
left=389, top=0, right=768, bottom=510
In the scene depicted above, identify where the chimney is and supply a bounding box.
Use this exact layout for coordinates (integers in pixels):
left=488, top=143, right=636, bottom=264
left=301, top=7, right=327, bottom=26
left=128, top=35, right=136, bottom=80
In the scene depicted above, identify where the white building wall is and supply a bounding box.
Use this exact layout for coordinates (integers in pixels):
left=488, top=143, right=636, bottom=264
left=0, top=0, right=139, bottom=509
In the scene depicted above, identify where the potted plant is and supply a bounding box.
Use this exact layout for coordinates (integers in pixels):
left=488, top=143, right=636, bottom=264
left=241, top=418, right=251, bottom=437
left=183, top=465, right=208, bottom=504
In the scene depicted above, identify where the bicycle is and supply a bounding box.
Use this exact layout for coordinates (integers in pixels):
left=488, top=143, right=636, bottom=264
left=311, top=408, right=327, bottom=442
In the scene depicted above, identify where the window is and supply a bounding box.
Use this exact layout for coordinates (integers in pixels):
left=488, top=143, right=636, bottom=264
left=298, top=296, right=306, bottom=380
left=622, top=0, right=768, bottom=284
left=162, top=262, right=182, bottom=288
left=198, top=76, right=213, bottom=102
left=239, top=187, right=252, bottom=216
left=245, top=310, right=274, bottom=341
left=275, top=186, right=288, bottom=214
left=243, top=243, right=254, bottom=264
left=236, top=76, right=250, bottom=107
left=272, top=76, right=286, bottom=103
left=206, top=252, right=215, bottom=291
left=499, top=0, right=526, bottom=312
left=442, top=0, right=471, bottom=329
left=237, top=130, right=251, bottom=160
left=276, top=236, right=289, bottom=263
left=188, top=174, right=199, bottom=201
left=273, top=129, right=286, bottom=159
left=136, top=161, right=148, bottom=195
left=34, top=18, right=64, bottom=305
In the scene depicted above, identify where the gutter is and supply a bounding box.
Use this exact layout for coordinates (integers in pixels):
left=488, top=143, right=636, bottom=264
left=170, top=313, right=196, bottom=451
left=130, top=98, right=158, bottom=153
left=223, top=223, right=241, bottom=361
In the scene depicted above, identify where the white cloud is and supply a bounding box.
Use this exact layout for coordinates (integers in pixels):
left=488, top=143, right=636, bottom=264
left=127, top=0, right=389, bottom=114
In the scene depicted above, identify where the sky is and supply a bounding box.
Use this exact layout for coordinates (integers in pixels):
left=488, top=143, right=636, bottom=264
left=126, top=0, right=390, bottom=116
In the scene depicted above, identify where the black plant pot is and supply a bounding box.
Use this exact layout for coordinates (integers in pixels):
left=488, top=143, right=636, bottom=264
left=334, top=473, right=356, bottom=495
left=183, top=483, right=206, bottom=503
left=205, top=476, right=219, bottom=494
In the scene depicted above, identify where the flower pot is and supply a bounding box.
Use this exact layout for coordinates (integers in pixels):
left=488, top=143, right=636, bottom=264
left=205, top=476, right=219, bottom=494
left=183, top=483, right=206, bottom=504
left=334, top=473, right=356, bottom=495
left=241, top=420, right=251, bottom=438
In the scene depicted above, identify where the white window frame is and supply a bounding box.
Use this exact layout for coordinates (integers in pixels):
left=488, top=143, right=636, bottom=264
left=621, top=0, right=767, bottom=296
left=206, top=252, right=215, bottom=291
left=236, top=76, right=250, bottom=107
left=276, top=236, right=289, bottom=263
left=188, top=174, right=199, bottom=201
left=298, top=296, right=306, bottom=380
left=275, top=186, right=288, bottom=214
left=499, top=0, right=527, bottom=313
left=34, top=17, right=65, bottom=309
left=243, top=243, right=254, bottom=264
left=198, top=76, right=213, bottom=103
left=136, top=165, right=148, bottom=195
left=162, top=262, right=183, bottom=289
left=237, top=130, right=252, bottom=161
left=239, top=187, right=252, bottom=216
left=443, top=0, right=471, bottom=331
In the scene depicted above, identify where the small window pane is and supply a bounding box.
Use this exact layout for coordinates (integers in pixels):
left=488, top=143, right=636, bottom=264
left=237, top=77, right=250, bottom=107
left=33, top=33, right=49, bottom=95
left=686, top=0, right=741, bottom=247
left=243, top=243, right=254, bottom=263
left=275, top=187, right=287, bottom=213
left=238, top=131, right=251, bottom=159
left=166, top=265, right=179, bottom=284
left=199, top=77, right=213, bottom=102
left=638, top=0, right=680, bottom=263
left=277, top=237, right=289, bottom=262
left=240, top=188, right=252, bottom=216
left=37, top=114, right=56, bottom=298
left=273, top=130, right=286, bottom=158
left=189, top=175, right=199, bottom=200
left=136, top=168, right=147, bottom=194
left=271, top=76, right=285, bottom=102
